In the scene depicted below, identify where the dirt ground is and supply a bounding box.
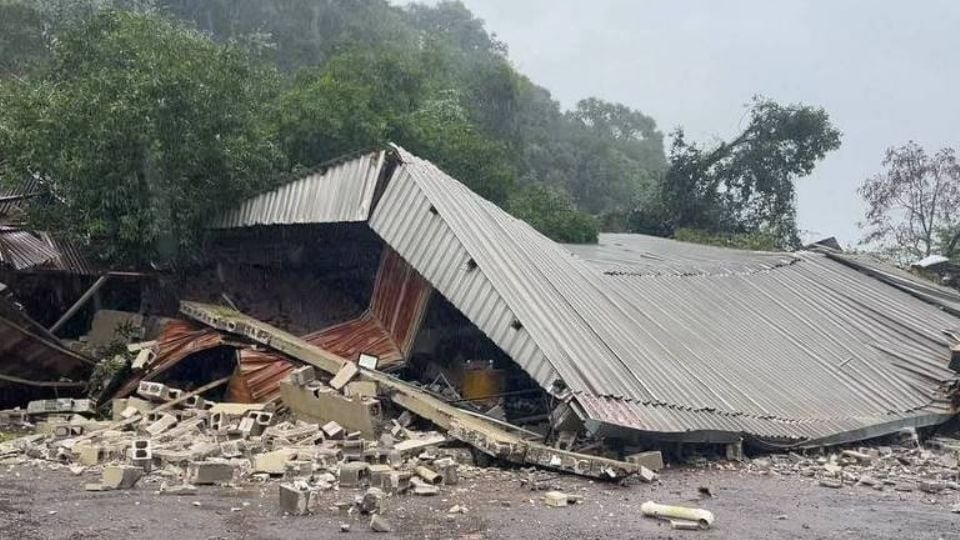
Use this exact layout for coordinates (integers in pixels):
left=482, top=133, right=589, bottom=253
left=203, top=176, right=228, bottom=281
left=1, top=462, right=958, bottom=540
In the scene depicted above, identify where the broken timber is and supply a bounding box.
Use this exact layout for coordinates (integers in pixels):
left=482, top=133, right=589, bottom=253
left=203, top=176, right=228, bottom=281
left=179, top=301, right=639, bottom=479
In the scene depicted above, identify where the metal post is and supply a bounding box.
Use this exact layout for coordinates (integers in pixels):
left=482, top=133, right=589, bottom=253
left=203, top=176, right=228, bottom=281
left=49, top=274, right=110, bottom=334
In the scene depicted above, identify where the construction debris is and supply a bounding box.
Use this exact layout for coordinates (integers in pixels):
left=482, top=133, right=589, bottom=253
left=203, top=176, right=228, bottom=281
left=640, top=501, right=715, bottom=530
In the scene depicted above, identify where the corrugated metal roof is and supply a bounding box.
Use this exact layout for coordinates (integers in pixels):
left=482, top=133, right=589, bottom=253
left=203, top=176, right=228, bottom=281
left=0, top=178, right=42, bottom=223
left=368, top=147, right=960, bottom=444
left=565, top=233, right=799, bottom=276
left=820, top=251, right=960, bottom=316
left=212, top=150, right=387, bottom=228
left=0, top=227, right=59, bottom=270
left=0, top=297, right=95, bottom=404
left=36, top=232, right=98, bottom=275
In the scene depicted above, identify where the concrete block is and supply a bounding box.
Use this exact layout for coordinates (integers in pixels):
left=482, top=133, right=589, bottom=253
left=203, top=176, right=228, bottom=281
left=345, top=381, right=378, bottom=398
left=288, top=366, right=316, bottom=387
left=188, top=461, right=236, bottom=485
left=278, top=483, right=319, bottom=516
left=101, top=465, right=144, bottom=490
left=329, top=362, right=359, bottom=390
left=208, top=403, right=266, bottom=417
left=184, top=395, right=206, bottom=409
left=238, top=417, right=258, bottom=437
left=76, top=444, right=102, bottom=466
left=128, top=439, right=152, bottom=461
left=322, top=421, right=344, bottom=440
left=138, top=381, right=166, bottom=402
left=638, top=465, right=658, bottom=483
left=145, top=413, right=178, bottom=436
left=338, top=461, right=370, bottom=487
left=71, top=399, right=95, bottom=414
left=433, top=457, right=458, bottom=485
left=544, top=491, right=570, bottom=507
left=626, top=450, right=664, bottom=472
left=368, top=464, right=394, bottom=488
left=414, top=466, right=441, bottom=485
left=281, top=382, right=380, bottom=439
left=253, top=449, right=296, bottom=475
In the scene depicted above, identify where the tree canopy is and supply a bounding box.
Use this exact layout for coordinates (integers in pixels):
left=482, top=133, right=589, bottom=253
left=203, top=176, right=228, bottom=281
left=0, top=1, right=845, bottom=265
left=0, top=10, right=283, bottom=264
left=859, top=142, right=960, bottom=262
left=632, top=97, right=842, bottom=249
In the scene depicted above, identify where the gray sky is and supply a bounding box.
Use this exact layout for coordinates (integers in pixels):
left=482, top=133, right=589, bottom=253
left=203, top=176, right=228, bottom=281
left=399, top=0, right=960, bottom=245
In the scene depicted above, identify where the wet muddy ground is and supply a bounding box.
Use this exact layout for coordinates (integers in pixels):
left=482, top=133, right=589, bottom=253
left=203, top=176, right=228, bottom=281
left=1, top=461, right=958, bottom=539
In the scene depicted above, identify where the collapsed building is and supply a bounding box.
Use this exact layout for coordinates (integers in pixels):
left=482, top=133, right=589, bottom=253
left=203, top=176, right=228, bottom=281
left=1, top=145, right=960, bottom=460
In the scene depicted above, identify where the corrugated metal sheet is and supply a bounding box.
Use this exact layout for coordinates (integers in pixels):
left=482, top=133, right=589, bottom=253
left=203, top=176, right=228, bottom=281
left=212, top=151, right=387, bottom=228
left=305, top=312, right=403, bottom=365
left=0, top=227, right=59, bottom=270
left=821, top=251, right=960, bottom=316
left=303, top=246, right=432, bottom=368
left=113, top=320, right=226, bottom=398
left=36, top=232, right=98, bottom=275
left=565, top=233, right=798, bottom=276
left=227, top=348, right=295, bottom=403
left=0, top=303, right=95, bottom=400
left=0, top=178, right=42, bottom=223
left=368, top=147, right=960, bottom=444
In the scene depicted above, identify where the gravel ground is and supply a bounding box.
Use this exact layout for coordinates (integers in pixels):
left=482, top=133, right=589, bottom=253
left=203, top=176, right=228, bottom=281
left=1, top=462, right=959, bottom=539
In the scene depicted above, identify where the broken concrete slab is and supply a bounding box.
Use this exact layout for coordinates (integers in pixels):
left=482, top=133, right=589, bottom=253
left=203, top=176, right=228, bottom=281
left=101, top=465, right=144, bottom=490
left=280, top=382, right=380, bottom=439
left=181, top=302, right=641, bottom=480
left=278, top=482, right=319, bottom=516
left=329, top=362, right=359, bottom=390
left=188, top=461, right=236, bottom=485
left=626, top=451, right=664, bottom=472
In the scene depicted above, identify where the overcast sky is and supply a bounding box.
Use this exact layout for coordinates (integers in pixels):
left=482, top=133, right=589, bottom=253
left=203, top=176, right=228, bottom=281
left=397, top=0, right=959, bottom=245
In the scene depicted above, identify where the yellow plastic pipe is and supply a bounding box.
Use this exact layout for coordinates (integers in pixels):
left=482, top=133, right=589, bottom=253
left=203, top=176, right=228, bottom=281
left=640, top=501, right=715, bottom=530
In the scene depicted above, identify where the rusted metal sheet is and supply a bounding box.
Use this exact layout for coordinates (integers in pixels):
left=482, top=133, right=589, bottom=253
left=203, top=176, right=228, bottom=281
left=304, top=312, right=402, bottom=365
left=371, top=246, right=432, bottom=357
left=227, top=348, right=295, bottom=403
left=302, top=247, right=431, bottom=368
left=113, top=320, right=226, bottom=398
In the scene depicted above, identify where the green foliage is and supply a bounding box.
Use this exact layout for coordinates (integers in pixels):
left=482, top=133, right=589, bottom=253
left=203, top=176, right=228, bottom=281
left=638, top=97, right=841, bottom=249
left=673, top=228, right=781, bottom=251
left=0, top=10, right=283, bottom=265
left=507, top=184, right=598, bottom=244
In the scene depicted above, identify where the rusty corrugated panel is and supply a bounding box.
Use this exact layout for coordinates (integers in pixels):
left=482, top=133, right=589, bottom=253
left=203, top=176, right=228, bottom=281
left=227, top=348, right=295, bottom=403
left=113, top=320, right=225, bottom=398
left=302, top=247, right=431, bottom=368
left=371, top=247, right=432, bottom=357
left=304, top=312, right=402, bottom=365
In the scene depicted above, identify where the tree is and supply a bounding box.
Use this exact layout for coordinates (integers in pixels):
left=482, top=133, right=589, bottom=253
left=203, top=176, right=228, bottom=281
left=641, top=97, right=841, bottom=248
left=859, top=142, right=960, bottom=262
left=507, top=184, right=598, bottom=243
left=0, top=10, right=283, bottom=265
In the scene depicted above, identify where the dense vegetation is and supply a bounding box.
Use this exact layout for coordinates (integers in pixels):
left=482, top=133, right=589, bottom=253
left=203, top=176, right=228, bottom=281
left=0, top=0, right=840, bottom=265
